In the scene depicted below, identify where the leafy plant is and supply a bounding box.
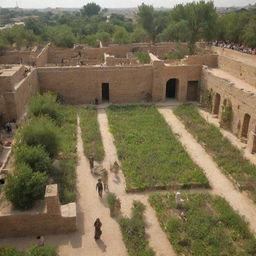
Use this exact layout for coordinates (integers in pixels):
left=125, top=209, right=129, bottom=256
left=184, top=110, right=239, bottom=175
left=14, top=144, right=51, bottom=173
left=119, top=201, right=155, bottom=256
left=221, top=101, right=233, bottom=130
left=5, top=164, right=47, bottom=210
left=28, top=92, right=63, bottom=126
left=20, top=116, right=60, bottom=158
left=135, top=51, right=151, bottom=64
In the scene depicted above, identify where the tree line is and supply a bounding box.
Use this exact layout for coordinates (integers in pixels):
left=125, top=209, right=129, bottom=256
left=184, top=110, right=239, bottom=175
left=0, top=1, right=255, bottom=54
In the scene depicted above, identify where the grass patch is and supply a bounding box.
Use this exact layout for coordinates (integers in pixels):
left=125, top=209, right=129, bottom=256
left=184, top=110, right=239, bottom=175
left=149, top=192, right=256, bottom=256
left=107, top=105, right=208, bottom=190
left=54, top=106, right=77, bottom=204
left=79, top=106, right=104, bottom=162
left=119, top=201, right=155, bottom=256
left=174, top=104, right=256, bottom=201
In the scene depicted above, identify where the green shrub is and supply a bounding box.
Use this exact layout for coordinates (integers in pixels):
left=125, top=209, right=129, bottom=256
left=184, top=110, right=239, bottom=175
left=79, top=106, right=105, bottom=162
left=119, top=201, right=155, bottom=256
left=135, top=51, right=150, bottom=64
left=0, top=248, right=26, bottom=256
left=20, top=116, right=60, bottom=158
left=5, top=164, right=47, bottom=210
left=28, top=246, right=57, bottom=256
left=14, top=144, right=51, bottom=173
left=0, top=246, right=57, bottom=256
left=28, top=93, right=63, bottom=125
left=106, top=192, right=118, bottom=209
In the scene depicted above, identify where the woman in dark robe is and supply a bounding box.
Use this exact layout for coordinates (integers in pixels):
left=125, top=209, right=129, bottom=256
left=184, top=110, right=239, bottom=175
left=94, top=218, right=102, bottom=240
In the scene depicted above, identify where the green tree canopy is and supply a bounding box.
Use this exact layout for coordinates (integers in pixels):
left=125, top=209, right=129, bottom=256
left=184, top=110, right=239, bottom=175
left=81, top=2, right=101, bottom=17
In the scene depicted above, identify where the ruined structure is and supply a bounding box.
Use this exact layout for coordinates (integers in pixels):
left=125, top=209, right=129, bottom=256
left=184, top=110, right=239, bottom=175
left=0, top=41, right=255, bottom=157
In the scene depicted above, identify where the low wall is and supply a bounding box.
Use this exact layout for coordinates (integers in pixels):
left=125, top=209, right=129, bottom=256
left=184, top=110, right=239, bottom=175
left=38, top=65, right=153, bottom=104
left=0, top=51, right=36, bottom=65
left=182, top=55, right=218, bottom=68
left=36, top=44, right=50, bottom=67
left=218, top=55, right=256, bottom=88
left=0, top=66, right=26, bottom=92
left=0, top=184, right=76, bottom=238
left=3, top=69, right=39, bottom=120
left=106, top=56, right=138, bottom=66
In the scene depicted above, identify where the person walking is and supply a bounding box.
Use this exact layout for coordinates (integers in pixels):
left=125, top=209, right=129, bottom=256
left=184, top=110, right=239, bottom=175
left=96, top=179, right=103, bottom=198
left=88, top=155, right=94, bottom=171
left=36, top=235, right=45, bottom=247
left=94, top=218, right=102, bottom=240
left=101, top=169, right=108, bottom=191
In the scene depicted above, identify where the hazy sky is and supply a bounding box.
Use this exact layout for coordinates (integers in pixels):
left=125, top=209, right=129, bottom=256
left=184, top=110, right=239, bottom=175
left=1, top=0, right=255, bottom=9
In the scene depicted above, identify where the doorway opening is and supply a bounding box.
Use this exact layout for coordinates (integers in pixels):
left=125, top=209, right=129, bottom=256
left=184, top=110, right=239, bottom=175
left=187, top=81, right=199, bottom=101
left=213, top=93, right=221, bottom=115
left=241, top=113, right=251, bottom=139
left=166, top=79, right=178, bottom=98
left=102, top=83, right=109, bottom=101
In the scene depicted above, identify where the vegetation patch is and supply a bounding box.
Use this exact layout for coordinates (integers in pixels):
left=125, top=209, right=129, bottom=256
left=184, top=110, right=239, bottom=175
left=119, top=201, right=155, bottom=256
left=107, top=105, right=208, bottom=190
left=135, top=51, right=151, bottom=64
left=79, top=106, right=105, bottom=162
left=174, top=104, right=256, bottom=201
left=149, top=192, right=256, bottom=256
left=0, top=246, right=57, bottom=256
left=5, top=93, right=77, bottom=209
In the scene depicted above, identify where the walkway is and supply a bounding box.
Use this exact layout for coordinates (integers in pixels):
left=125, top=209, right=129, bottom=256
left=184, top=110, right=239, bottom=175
left=158, top=106, right=256, bottom=234
left=0, top=111, right=177, bottom=256
left=97, top=108, right=177, bottom=256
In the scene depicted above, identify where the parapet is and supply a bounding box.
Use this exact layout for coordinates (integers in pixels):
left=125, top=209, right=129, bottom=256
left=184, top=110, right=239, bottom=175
left=0, top=184, right=77, bottom=238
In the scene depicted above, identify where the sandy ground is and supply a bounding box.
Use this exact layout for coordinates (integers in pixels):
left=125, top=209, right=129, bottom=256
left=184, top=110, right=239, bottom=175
left=0, top=110, right=176, bottom=256
left=158, top=106, right=256, bottom=235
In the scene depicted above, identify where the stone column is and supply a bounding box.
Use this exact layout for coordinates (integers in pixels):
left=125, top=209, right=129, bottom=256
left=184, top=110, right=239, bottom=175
left=45, top=184, right=61, bottom=216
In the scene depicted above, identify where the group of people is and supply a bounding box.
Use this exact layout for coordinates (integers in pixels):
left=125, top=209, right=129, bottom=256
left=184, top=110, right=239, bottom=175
left=88, top=155, right=108, bottom=240
left=210, top=41, right=256, bottom=55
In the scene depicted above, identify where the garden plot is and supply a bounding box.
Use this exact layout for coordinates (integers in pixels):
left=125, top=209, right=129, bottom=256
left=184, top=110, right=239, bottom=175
left=150, top=192, right=256, bottom=256
left=107, top=105, right=208, bottom=191
left=79, top=107, right=105, bottom=162
left=174, top=104, right=256, bottom=202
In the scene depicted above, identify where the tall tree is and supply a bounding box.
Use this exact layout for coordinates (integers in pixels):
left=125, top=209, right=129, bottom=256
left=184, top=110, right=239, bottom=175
left=137, top=3, right=157, bottom=42
left=80, top=2, right=101, bottom=17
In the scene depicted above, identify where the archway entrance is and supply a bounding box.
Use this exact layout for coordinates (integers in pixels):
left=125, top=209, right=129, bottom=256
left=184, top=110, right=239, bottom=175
left=102, top=83, right=109, bottom=101
left=241, top=113, right=251, bottom=139
left=166, top=79, right=178, bottom=99
left=213, top=93, right=221, bottom=115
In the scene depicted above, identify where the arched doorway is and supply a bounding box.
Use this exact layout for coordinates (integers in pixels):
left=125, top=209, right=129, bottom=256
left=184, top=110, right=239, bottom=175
left=241, top=113, right=251, bottom=138
left=213, top=93, right=221, bottom=115
left=166, top=79, right=178, bottom=99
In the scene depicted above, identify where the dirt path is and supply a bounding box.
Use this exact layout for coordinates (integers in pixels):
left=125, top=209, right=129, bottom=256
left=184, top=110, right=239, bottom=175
left=198, top=108, right=256, bottom=165
left=0, top=118, right=127, bottom=256
left=158, top=106, right=256, bottom=235
left=97, top=108, right=177, bottom=256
